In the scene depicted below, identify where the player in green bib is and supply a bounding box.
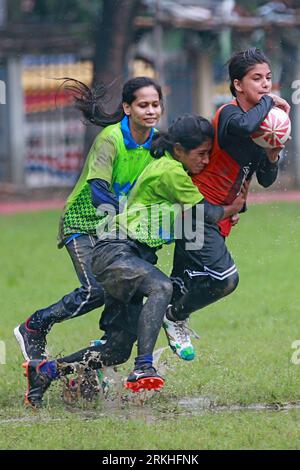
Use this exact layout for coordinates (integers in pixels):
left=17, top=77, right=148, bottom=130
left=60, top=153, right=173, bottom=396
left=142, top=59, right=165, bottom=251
left=14, top=76, right=163, bottom=362
left=21, top=115, right=245, bottom=406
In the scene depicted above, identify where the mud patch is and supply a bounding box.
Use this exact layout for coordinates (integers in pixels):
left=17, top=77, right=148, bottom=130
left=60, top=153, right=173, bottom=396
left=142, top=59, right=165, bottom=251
left=4, top=346, right=300, bottom=425
left=178, top=397, right=300, bottom=414
left=2, top=399, right=300, bottom=427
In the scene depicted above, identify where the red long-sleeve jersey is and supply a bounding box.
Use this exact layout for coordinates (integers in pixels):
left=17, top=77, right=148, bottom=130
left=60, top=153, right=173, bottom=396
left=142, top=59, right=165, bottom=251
left=192, top=96, right=279, bottom=236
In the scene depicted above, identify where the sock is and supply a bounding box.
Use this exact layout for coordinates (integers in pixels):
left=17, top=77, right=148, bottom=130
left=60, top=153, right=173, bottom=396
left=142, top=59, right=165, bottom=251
left=167, top=305, right=189, bottom=322
left=166, top=305, right=178, bottom=322
left=40, top=360, right=59, bottom=380
left=25, top=317, right=41, bottom=333
left=134, top=354, right=153, bottom=369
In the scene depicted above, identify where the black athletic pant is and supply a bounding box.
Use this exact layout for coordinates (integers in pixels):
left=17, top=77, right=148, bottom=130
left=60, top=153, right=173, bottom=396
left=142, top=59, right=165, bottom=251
left=169, top=221, right=239, bottom=320
left=92, top=222, right=239, bottom=348
left=91, top=239, right=173, bottom=357
left=170, top=270, right=239, bottom=321
left=57, top=327, right=137, bottom=375
left=28, top=235, right=105, bottom=333
left=56, top=238, right=173, bottom=373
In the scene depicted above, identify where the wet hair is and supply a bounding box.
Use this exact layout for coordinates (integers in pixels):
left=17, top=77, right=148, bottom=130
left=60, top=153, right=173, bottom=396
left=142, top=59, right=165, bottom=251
left=228, top=48, right=271, bottom=97
left=151, top=114, right=214, bottom=159
left=59, top=76, right=163, bottom=127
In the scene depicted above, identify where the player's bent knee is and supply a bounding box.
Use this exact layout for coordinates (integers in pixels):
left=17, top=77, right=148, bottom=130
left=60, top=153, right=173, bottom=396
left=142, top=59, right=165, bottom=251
left=223, top=271, right=239, bottom=295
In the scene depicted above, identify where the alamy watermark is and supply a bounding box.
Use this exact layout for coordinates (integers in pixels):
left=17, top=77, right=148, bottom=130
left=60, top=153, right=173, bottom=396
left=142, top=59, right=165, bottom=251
left=291, top=80, right=300, bottom=105
left=0, top=79, right=6, bottom=104
left=291, top=340, right=300, bottom=365
left=0, top=341, right=6, bottom=365
left=95, top=200, right=205, bottom=251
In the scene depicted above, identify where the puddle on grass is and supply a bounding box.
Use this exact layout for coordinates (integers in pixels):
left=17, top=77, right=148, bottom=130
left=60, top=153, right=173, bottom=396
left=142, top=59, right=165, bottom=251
left=3, top=347, right=300, bottom=425
left=0, top=347, right=175, bottom=426
left=177, top=397, right=300, bottom=415
left=3, top=397, right=300, bottom=427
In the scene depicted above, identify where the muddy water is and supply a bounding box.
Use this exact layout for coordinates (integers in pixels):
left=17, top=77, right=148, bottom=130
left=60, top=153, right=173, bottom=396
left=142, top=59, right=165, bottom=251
left=3, top=347, right=300, bottom=425
left=178, top=397, right=300, bottom=414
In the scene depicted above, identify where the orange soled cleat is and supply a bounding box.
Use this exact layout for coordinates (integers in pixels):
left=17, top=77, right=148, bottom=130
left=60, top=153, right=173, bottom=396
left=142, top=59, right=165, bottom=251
left=125, top=365, right=165, bottom=392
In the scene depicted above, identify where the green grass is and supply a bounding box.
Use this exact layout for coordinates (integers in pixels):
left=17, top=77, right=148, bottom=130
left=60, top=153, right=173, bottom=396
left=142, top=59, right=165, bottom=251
left=2, top=411, right=300, bottom=450
left=1, top=202, right=300, bottom=449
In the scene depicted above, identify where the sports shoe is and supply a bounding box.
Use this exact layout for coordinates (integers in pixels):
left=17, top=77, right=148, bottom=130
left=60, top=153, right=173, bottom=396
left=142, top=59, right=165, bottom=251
left=163, top=314, right=198, bottom=361
left=125, top=365, right=164, bottom=393
left=22, top=360, right=52, bottom=408
left=14, top=322, right=47, bottom=360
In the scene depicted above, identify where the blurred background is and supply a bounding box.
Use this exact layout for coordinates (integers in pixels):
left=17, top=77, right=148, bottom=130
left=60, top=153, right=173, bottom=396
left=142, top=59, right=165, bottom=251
left=1, top=0, right=300, bottom=200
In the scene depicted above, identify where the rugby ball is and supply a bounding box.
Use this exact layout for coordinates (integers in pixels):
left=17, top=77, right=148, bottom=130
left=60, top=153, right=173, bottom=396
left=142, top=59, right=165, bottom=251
left=251, top=107, right=291, bottom=148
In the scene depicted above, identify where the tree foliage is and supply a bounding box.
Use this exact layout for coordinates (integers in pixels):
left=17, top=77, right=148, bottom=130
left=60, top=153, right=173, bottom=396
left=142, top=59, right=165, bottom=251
left=8, top=0, right=102, bottom=23
left=236, top=0, right=300, bottom=12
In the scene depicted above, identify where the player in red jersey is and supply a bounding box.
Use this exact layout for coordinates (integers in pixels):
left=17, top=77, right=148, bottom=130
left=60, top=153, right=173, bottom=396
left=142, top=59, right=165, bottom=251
left=163, top=48, right=290, bottom=360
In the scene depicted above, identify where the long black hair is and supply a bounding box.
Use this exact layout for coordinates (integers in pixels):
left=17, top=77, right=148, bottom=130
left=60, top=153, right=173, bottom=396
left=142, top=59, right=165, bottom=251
left=151, top=114, right=214, bottom=159
left=59, top=76, right=163, bottom=127
left=228, top=48, right=271, bottom=97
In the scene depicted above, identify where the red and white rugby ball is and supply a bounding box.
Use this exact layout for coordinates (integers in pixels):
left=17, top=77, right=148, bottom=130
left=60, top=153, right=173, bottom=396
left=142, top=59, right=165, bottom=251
left=251, top=107, right=291, bottom=148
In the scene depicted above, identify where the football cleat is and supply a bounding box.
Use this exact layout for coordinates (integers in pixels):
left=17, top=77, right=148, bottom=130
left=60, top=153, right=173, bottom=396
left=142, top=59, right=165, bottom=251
left=163, top=315, right=198, bottom=361
left=125, top=365, right=164, bottom=393
left=14, top=322, right=47, bottom=360
left=22, top=360, right=52, bottom=408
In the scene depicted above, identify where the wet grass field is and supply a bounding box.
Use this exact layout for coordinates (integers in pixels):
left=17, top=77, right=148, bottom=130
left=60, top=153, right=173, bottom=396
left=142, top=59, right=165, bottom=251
left=1, top=201, right=300, bottom=449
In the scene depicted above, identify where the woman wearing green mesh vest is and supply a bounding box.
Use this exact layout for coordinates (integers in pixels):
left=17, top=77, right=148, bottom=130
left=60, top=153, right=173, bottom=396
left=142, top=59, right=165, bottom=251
left=14, top=76, right=163, bottom=362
